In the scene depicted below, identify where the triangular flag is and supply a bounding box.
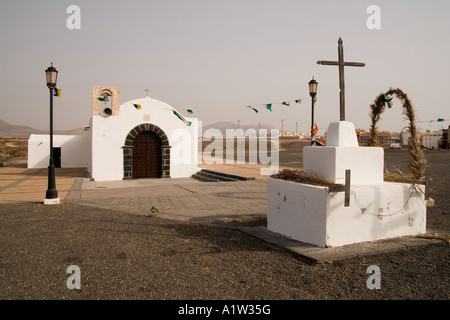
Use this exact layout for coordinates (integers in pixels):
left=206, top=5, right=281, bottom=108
left=312, top=139, right=326, bottom=146
left=382, top=94, right=393, bottom=108
left=265, top=104, right=272, bottom=111
left=280, top=101, right=290, bottom=106
left=294, top=99, right=302, bottom=104
left=186, top=109, right=193, bottom=114
left=97, top=96, right=106, bottom=101
left=247, top=106, right=259, bottom=113
left=53, top=88, right=61, bottom=97
left=133, top=104, right=141, bottom=110
left=437, top=118, right=444, bottom=122
left=312, top=123, right=318, bottom=137
left=173, top=110, right=191, bottom=126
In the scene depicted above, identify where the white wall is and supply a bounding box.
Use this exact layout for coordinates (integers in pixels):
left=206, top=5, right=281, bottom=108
left=303, top=146, right=384, bottom=185
left=28, top=134, right=90, bottom=168
left=304, top=122, right=384, bottom=185
left=423, top=135, right=439, bottom=149
left=267, top=178, right=427, bottom=247
left=91, top=97, right=199, bottom=181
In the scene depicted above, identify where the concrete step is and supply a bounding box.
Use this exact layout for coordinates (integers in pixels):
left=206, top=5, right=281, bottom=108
left=192, top=169, right=255, bottom=182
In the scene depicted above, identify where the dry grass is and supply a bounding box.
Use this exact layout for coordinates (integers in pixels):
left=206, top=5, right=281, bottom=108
left=0, top=138, right=28, bottom=165
left=369, top=88, right=427, bottom=184
left=271, top=168, right=343, bottom=187
left=274, top=167, right=425, bottom=186
left=383, top=168, right=423, bottom=184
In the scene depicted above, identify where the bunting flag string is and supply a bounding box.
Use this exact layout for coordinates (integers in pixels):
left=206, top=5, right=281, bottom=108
left=53, top=88, right=62, bottom=97
left=246, top=97, right=304, bottom=114
left=173, top=110, right=192, bottom=126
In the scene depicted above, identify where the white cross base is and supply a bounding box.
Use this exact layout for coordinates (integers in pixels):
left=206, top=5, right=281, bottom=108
left=268, top=121, right=426, bottom=247
left=304, top=121, right=384, bottom=185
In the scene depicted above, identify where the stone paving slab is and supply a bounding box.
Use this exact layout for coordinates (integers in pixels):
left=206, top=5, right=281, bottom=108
left=0, top=161, right=85, bottom=203
left=188, top=221, right=446, bottom=264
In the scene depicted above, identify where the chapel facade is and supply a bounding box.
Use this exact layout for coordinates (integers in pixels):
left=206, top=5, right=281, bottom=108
left=28, top=86, right=200, bottom=181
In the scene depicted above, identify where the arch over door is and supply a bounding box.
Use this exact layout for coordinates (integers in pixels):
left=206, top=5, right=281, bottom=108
left=123, top=123, right=170, bottom=179
left=132, top=131, right=162, bottom=178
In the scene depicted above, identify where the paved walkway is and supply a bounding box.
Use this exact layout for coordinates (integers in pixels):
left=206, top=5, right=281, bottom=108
left=0, top=160, right=445, bottom=263
left=0, top=160, right=85, bottom=203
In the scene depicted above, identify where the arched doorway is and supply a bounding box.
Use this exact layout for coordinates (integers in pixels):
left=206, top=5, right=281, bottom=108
left=133, top=131, right=162, bottom=178
left=123, top=124, right=171, bottom=179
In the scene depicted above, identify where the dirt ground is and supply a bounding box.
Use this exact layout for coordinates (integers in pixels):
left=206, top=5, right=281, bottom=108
left=0, top=138, right=448, bottom=302
left=0, top=138, right=27, bottom=166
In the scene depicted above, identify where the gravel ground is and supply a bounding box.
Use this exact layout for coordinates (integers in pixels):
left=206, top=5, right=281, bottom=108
left=0, top=145, right=449, bottom=301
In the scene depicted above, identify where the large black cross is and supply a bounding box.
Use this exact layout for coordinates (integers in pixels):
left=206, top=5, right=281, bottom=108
left=317, top=38, right=365, bottom=121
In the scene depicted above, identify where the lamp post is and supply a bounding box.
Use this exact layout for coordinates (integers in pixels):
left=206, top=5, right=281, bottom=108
left=309, top=77, right=318, bottom=145
left=44, top=62, right=59, bottom=204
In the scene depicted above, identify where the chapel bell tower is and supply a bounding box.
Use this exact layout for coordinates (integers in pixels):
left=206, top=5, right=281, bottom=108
left=92, top=86, right=120, bottom=117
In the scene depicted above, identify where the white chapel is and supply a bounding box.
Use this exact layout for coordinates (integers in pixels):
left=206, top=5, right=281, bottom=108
left=28, top=86, right=200, bottom=181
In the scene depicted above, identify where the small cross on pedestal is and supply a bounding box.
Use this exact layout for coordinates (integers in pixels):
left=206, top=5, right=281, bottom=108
left=144, top=87, right=150, bottom=97
left=317, top=38, right=365, bottom=121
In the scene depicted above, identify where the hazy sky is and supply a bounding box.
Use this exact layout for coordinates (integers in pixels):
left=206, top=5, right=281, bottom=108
left=1, top=0, right=449, bottom=135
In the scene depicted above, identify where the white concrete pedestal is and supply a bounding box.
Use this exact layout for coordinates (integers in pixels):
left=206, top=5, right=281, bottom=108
left=267, top=121, right=427, bottom=247
left=267, top=179, right=426, bottom=247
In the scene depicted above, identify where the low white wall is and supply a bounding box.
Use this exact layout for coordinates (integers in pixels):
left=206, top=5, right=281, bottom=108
left=267, top=178, right=427, bottom=247
left=28, top=134, right=90, bottom=168
left=267, top=179, right=329, bottom=247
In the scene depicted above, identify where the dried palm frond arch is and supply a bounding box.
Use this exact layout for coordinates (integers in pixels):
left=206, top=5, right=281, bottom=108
left=368, top=88, right=427, bottom=183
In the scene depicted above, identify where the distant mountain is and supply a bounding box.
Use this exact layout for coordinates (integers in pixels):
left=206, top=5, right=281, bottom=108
left=202, top=121, right=277, bottom=135
left=0, top=119, right=46, bottom=138
left=0, top=119, right=84, bottom=138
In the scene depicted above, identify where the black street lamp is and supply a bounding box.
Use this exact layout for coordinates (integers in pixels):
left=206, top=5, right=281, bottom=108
left=309, top=77, right=318, bottom=145
left=44, top=62, right=59, bottom=204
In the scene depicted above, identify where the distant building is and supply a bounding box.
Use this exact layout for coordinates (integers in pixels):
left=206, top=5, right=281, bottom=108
left=440, top=126, right=449, bottom=149
left=356, top=129, right=391, bottom=148
left=422, top=130, right=442, bottom=149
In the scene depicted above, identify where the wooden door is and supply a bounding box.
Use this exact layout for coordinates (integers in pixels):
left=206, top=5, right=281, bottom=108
left=132, top=132, right=162, bottom=178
